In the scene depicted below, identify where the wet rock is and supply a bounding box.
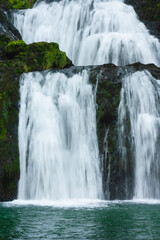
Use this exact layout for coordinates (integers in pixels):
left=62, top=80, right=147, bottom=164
left=0, top=8, right=21, bottom=40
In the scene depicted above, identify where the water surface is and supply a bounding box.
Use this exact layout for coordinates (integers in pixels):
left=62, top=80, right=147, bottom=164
left=1, top=200, right=160, bottom=239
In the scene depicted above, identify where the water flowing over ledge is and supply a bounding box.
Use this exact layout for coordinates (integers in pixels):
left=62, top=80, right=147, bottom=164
left=118, top=70, right=160, bottom=199
left=18, top=70, right=103, bottom=200
left=13, top=0, right=160, bottom=66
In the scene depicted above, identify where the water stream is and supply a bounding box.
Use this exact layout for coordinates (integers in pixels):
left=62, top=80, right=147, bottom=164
left=119, top=71, right=160, bottom=199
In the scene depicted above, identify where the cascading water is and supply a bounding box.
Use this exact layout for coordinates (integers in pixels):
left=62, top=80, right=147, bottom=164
left=119, top=71, right=160, bottom=199
left=13, top=0, right=160, bottom=66
left=18, top=70, right=103, bottom=200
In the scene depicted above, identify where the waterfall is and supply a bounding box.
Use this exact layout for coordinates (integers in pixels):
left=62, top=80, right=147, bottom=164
left=15, top=0, right=160, bottom=201
left=118, top=71, right=160, bottom=199
left=13, top=0, right=160, bottom=66
left=18, top=70, right=103, bottom=200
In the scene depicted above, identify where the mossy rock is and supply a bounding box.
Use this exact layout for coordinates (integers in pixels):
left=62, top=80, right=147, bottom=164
left=27, top=42, right=72, bottom=70
left=5, top=40, right=28, bottom=57
left=2, top=40, right=73, bottom=73
left=0, top=0, right=37, bottom=9
left=0, top=34, right=10, bottom=46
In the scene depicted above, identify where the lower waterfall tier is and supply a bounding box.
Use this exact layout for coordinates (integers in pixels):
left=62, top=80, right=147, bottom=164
left=0, top=63, right=160, bottom=201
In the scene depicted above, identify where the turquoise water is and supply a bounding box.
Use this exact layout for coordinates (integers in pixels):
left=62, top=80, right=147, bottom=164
left=0, top=200, right=160, bottom=239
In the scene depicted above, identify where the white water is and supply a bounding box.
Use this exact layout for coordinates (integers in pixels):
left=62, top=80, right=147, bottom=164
left=18, top=70, right=103, bottom=200
left=13, top=0, right=160, bottom=66
left=119, top=71, right=160, bottom=199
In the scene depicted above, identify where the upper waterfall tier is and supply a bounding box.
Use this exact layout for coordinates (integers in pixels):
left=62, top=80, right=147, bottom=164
left=13, top=0, right=160, bottom=66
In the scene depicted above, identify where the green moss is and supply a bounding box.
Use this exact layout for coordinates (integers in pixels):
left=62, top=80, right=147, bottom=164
left=3, top=40, right=72, bottom=73
left=0, top=120, right=7, bottom=141
left=0, top=34, right=10, bottom=46
left=0, top=90, right=11, bottom=141
left=0, top=0, right=37, bottom=9
left=43, top=48, right=71, bottom=69
left=5, top=40, right=28, bottom=57
left=4, top=156, right=20, bottom=178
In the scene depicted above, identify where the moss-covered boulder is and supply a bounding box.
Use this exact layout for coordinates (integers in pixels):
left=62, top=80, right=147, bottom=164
left=1, top=39, right=72, bottom=74
left=0, top=0, right=37, bottom=9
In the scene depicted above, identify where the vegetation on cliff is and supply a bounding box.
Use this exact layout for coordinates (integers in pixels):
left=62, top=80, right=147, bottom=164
left=127, top=0, right=160, bottom=21
left=0, top=0, right=37, bottom=9
left=137, top=0, right=160, bottom=21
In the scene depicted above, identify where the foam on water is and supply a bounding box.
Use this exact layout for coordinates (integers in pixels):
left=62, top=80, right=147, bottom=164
left=4, top=199, right=107, bottom=208
left=3, top=198, right=160, bottom=209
